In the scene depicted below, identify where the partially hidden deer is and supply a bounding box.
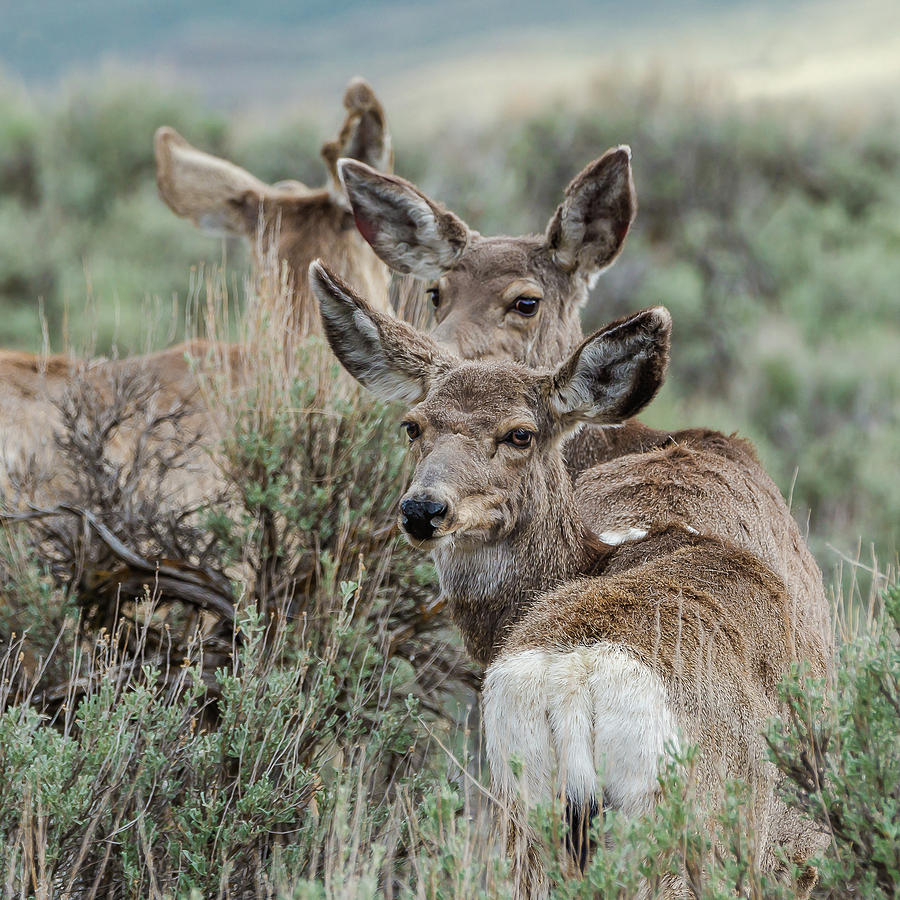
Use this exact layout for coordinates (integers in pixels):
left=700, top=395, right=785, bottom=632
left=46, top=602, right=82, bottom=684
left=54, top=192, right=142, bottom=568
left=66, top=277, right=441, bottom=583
left=309, top=261, right=825, bottom=898
left=154, top=76, right=394, bottom=329
left=0, top=79, right=395, bottom=506
left=335, top=150, right=832, bottom=678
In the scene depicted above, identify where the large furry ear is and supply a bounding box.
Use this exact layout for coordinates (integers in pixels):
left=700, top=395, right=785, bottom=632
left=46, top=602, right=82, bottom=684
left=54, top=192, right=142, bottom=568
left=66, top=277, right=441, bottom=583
left=321, top=77, right=393, bottom=204
left=549, top=306, right=670, bottom=429
left=309, top=260, right=456, bottom=402
left=337, top=160, right=470, bottom=279
left=545, top=146, right=637, bottom=279
left=154, top=126, right=272, bottom=236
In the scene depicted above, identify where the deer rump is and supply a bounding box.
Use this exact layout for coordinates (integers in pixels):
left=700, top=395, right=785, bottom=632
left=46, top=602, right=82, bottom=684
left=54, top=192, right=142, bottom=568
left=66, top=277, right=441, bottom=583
left=484, top=525, right=810, bottom=887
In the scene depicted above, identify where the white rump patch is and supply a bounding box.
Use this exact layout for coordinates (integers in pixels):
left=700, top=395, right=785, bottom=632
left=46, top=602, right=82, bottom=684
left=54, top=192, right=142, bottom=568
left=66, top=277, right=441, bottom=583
left=597, top=526, right=648, bottom=546
left=483, top=643, right=677, bottom=816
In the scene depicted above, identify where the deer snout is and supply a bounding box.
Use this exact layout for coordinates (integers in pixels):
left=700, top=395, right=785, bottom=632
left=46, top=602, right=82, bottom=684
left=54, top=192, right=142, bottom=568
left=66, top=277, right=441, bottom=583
left=399, top=495, right=449, bottom=541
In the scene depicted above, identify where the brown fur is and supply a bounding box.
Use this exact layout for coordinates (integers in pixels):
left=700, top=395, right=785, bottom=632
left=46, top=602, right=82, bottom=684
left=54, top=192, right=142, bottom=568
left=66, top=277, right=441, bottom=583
left=575, top=433, right=830, bottom=676
left=0, top=341, right=237, bottom=505
left=338, top=152, right=833, bottom=676
left=310, top=264, right=825, bottom=897
left=154, top=77, right=393, bottom=329
left=503, top=528, right=820, bottom=897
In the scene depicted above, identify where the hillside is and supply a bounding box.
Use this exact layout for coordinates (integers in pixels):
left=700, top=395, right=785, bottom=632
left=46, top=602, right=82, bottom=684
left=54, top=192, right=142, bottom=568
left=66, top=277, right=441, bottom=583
left=4, top=0, right=899, bottom=119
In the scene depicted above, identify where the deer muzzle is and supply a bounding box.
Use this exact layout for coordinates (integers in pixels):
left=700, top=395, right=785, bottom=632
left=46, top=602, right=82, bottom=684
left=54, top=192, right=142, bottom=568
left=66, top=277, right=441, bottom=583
left=399, top=495, right=449, bottom=541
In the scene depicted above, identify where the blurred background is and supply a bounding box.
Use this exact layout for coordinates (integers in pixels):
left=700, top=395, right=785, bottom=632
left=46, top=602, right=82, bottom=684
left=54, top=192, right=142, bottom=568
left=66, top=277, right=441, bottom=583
left=1, top=0, right=898, bottom=581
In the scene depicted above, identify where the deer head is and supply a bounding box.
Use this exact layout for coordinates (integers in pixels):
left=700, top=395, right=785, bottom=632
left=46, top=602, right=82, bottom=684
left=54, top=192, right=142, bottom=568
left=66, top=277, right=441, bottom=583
left=310, top=260, right=668, bottom=545
left=154, top=77, right=393, bottom=317
left=338, top=146, right=636, bottom=364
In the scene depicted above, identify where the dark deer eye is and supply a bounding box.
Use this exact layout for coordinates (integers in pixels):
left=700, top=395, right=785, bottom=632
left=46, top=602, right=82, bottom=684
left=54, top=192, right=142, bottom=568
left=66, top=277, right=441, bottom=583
left=426, top=287, right=440, bottom=309
left=402, top=421, right=421, bottom=442
left=511, top=296, right=540, bottom=317
left=503, top=428, right=534, bottom=448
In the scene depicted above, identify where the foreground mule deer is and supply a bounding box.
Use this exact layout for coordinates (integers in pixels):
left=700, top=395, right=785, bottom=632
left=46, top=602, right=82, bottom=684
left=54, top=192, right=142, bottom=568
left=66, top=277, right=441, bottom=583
left=337, top=151, right=832, bottom=676
left=309, top=262, right=823, bottom=897
left=155, top=77, right=394, bottom=328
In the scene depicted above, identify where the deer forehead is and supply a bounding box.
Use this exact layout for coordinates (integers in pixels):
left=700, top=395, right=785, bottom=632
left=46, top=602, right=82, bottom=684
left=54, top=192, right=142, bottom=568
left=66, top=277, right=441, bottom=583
left=444, top=236, right=561, bottom=295
left=417, top=364, right=545, bottom=430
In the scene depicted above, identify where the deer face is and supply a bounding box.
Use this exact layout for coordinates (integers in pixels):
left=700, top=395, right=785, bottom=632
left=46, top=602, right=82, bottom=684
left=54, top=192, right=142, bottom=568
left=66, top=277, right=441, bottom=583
left=339, top=146, right=636, bottom=367
left=396, top=364, right=548, bottom=547
left=309, top=261, right=671, bottom=550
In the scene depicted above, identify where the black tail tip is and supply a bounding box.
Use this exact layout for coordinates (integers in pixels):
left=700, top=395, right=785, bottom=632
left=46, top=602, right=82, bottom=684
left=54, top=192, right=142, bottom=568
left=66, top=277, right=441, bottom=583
left=564, top=794, right=601, bottom=874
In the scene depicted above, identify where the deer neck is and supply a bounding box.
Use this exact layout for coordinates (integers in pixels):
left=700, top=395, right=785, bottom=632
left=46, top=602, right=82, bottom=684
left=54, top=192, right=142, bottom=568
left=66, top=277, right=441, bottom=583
left=431, top=456, right=597, bottom=666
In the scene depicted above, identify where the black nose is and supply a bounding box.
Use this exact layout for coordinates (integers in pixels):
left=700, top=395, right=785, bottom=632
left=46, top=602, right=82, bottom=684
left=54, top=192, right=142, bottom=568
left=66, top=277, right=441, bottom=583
left=400, top=497, right=448, bottom=541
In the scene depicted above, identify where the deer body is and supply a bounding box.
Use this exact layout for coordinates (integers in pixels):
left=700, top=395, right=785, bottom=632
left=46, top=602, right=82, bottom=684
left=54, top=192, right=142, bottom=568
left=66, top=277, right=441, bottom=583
left=310, top=262, right=824, bottom=898
left=338, top=150, right=832, bottom=675
left=0, top=341, right=237, bottom=506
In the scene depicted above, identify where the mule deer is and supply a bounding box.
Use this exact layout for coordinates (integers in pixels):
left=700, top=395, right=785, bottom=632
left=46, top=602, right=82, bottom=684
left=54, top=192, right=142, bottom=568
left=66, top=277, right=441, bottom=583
left=155, top=77, right=394, bottom=330
left=1, top=80, right=398, bottom=506
left=0, top=340, right=241, bottom=506
left=336, top=151, right=832, bottom=676
left=309, top=261, right=824, bottom=897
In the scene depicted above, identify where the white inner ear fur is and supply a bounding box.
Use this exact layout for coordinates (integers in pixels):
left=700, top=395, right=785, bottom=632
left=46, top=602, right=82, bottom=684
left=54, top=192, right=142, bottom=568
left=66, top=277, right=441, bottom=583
left=319, top=299, right=424, bottom=404
left=552, top=338, right=639, bottom=420
left=344, top=170, right=464, bottom=279
left=379, top=189, right=457, bottom=277
left=352, top=308, right=380, bottom=342
left=552, top=202, right=589, bottom=271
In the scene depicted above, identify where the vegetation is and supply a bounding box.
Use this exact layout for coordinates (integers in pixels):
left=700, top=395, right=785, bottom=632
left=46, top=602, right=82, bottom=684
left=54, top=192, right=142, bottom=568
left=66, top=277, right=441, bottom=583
left=0, top=71, right=897, bottom=897
left=0, top=319, right=896, bottom=895
left=768, top=584, right=900, bottom=898
left=0, top=277, right=475, bottom=897
left=0, top=74, right=896, bottom=568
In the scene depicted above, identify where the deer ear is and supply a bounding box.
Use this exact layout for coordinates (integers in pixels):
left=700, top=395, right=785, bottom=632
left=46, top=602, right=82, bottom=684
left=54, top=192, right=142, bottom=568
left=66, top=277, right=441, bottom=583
left=322, top=77, right=393, bottom=205
left=545, top=146, right=636, bottom=281
left=154, top=126, right=270, bottom=236
left=309, top=260, right=456, bottom=402
left=549, top=306, right=670, bottom=428
left=338, top=160, right=470, bottom=279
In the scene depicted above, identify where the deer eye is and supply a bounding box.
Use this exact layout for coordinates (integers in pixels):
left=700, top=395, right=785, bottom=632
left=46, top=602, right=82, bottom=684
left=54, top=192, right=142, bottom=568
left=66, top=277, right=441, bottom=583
left=502, top=428, right=534, bottom=448
left=401, top=421, right=421, bottom=442
left=426, top=287, right=440, bottom=309
left=510, top=296, right=540, bottom=317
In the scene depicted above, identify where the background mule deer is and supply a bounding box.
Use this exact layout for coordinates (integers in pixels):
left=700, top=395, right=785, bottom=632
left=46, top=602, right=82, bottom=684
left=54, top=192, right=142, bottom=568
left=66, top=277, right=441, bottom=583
left=338, top=145, right=634, bottom=369
left=155, top=77, right=394, bottom=331
left=0, top=80, right=396, bottom=507
left=334, top=154, right=833, bottom=676
left=309, top=261, right=824, bottom=899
